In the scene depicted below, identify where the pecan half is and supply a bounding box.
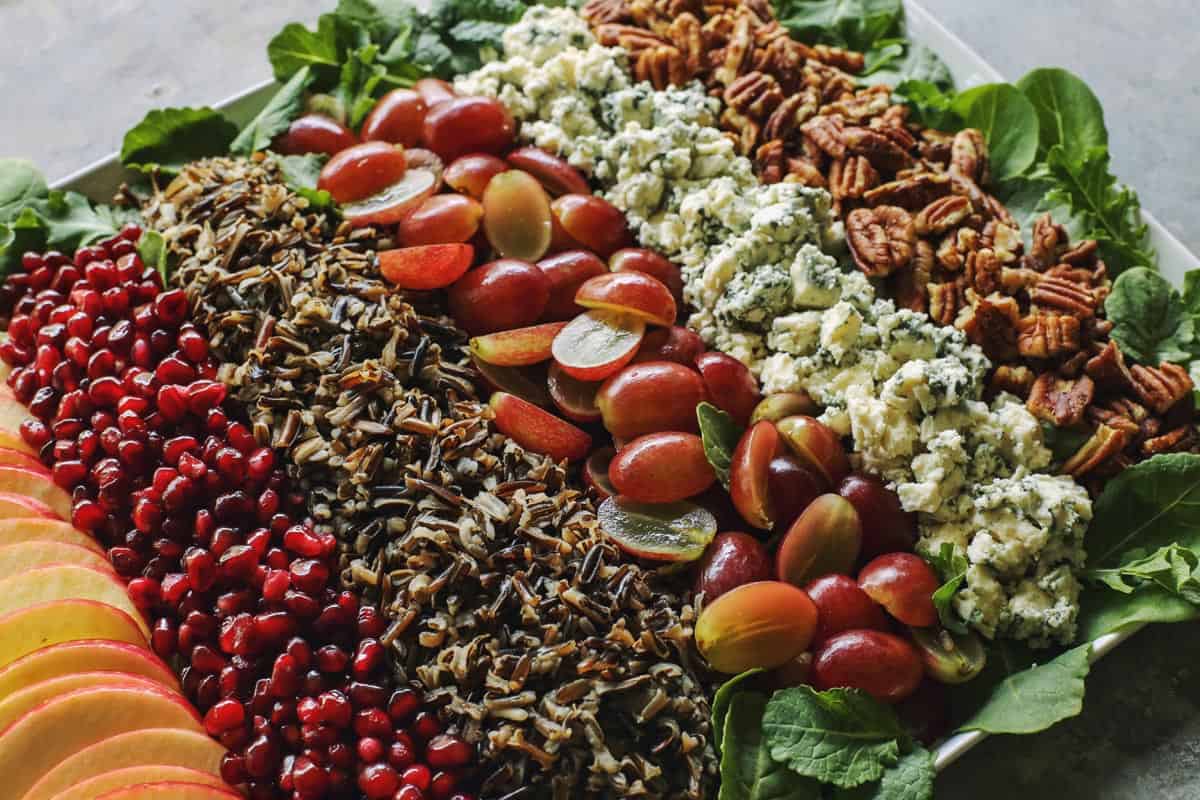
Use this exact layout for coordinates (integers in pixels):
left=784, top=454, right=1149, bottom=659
left=1085, top=341, right=1134, bottom=391
left=725, top=71, right=784, bottom=119
left=950, top=128, right=990, bottom=185
left=1130, top=363, right=1193, bottom=415
left=936, top=227, right=979, bottom=273
left=1062, top=424, right=1130, bottom=477
left=1030, top=213, right=1068, bottom=268
left=823, top=86, right=891, bottom=123
left=846, top=206, right=915, bottom=277
left=756, top=140, right=786, bottom=184
left=712, top=10, right=754, bottom=85
left=581, top=0, right=631, bottom=24
left=964, top=247, right=1003, bottom=295
left=863, top=173, right=953, bottom=211
left=764, top=91, right=818, bottom=142
left=634, top=46, right=691, bottom=90
left=891, top=242, right=933, bottom=313
left=842, top=126, right=915, bottom=174
left=1030, top=275, right=1097, bottom=318
left=667, top=13, right=705, bottom=75
left=1061, top=239, right=1100, bottom=266
left=595, top=23, right=667, bottom=51
left=914, top=195, right=971, bottom=237
left=1028, top=373, right=1095, bottom=427
left=960, top=294, right=1020, bottom=361
left=721, top=107, right=762, bottom=155
left=828, top=156, right=880, bottom=201
left=1017, top=313, right=1081, bottom=359
left=811, top=43, right=865, bottom=73
left=784, top=157, right=827, bottom=188
left=800, top=115, right=846, bottom=159
left=1142, top=425, right=1198, bottom=456
left=927, top=281, right=962, bottom=326
left=990, top=364, right=1036, bottom=398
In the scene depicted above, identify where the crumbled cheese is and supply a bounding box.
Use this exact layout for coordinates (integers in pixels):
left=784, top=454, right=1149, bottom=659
left=464, top=8, right=1093, bottom=647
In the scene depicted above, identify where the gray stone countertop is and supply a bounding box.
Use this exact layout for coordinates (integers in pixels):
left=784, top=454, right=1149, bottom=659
left=2, top=1, right=1198, bottom=798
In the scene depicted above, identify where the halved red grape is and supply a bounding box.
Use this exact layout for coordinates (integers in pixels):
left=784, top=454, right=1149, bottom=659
left=857, top=553, right=939, bottom=628
left=273, top=113, right=357, bottom=156
left=597, top=496, right=716, bottom=563
left=378, top=244, right=474, bottom=290
left=695, top=581, right=817, bottom=674
left=595, top=361, right=706, bottom=440
left=317, top=141, right=408, bottom=204
left=695, top=352, right=760, bottom=427
left=445, top=154, right=508, bottom=199
left=693, top=531, right=772, bottom=603
left=608, top=432, right=715, bottom=504
left=536, top=250, right=607, bottom=322
left=341, top=168, right=438, bottom=227
left=804, top=574, right=888, bottom=644
left=361, top=88, right=428, bottom=147
left=482, top=171, right=552, bottom=262
left=489, top=392, right=591, bottom=462
left=448, top=259, right=550, bottom=335
left=838, top=474, right=918, bottom=561
left=470, top=322, right=567, bottom=367
left=550, top=194, right=632, bottom=258
left=506, top=147, right=590, bottom=197
left=811, top=630, right=924, bottom=704
left=576, top=271, right=676, bottom=327
left=551, top=310, right=645, bottom=382
left=422, top=97, right=515, bottom=161
left=398, top=194, right=483, bottom=246
left=547, top=361, right=602, bottom=422
left=633, top=326, right=705, bottom=366
left=609, top=248, right=683, bottom=301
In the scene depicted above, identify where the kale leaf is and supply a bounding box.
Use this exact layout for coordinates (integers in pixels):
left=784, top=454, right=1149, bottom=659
left=955, top=643, right=1090, bottom=735
left=1105, top=267, right=1196, bottom=365
left=120, top=107, right=238, bottom=175
left=719, top=691, right=822, bottom=800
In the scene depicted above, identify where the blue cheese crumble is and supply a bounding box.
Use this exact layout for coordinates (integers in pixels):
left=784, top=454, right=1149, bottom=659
left=461, top=8, right=1092, bottom=647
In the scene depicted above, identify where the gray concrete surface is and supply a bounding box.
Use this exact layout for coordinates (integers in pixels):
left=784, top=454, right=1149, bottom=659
left=2, top=1, right=1198, bottom=798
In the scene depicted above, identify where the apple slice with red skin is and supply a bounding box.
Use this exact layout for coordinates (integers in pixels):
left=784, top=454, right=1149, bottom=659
left=488, top=392, right=592, bottom=462
left=0, top=447, right=48, bottom=475
left=575, top=271, right=677, bottom=327
left=0, top=640, right=177, bottom=702
left=0, top=684, right=203, bottom=800
left=24, top=728, right=226, bottom=800
left=0, top=565, right=150, bottom=638
left=0, top=672, right=175, bottom=733
left=551, top=310, right=645, bottom=382
left=470, top=322, right=568, bottom=367
left=379, top=244, right=474, bottom=290
left=0, top=393, right=34, bottom=441
left=0, top=467, right=73, bottom=519
left=0, top=518, right=101, bottom=553
left=0, top=429, right=34, bottom=456
left=47, top=766, right=230, bottom=800
left=0, top=541, right=115, bottom=580
left=95, top=783, right=242, bottom=800
left=0, top=492, right=59, bottom=520
left=0, top=601, right=148, bottom=671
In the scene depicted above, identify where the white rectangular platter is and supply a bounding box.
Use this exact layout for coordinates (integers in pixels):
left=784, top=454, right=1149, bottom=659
left=49, top=0, right=1199, bottom=779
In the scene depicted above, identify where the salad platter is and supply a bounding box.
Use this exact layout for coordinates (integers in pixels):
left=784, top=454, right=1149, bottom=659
left=2, top=0, right=1199, bottom=799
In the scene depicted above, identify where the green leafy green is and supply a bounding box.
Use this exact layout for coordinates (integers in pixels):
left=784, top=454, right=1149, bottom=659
left=231, top=67, right=315, bottom=157
left=950, top=83, right=1039, bottom=181
left=831, top=746, right=935, bottom=800
left=335, top=0, right=418, bottom=45
left=956, top=643, right=1090, bottom=734
left=926, top=542, right=968, bottom=634
left=1016, top=67, right=1108, bottom=162
left=1041, top=144, right=1154, bottom=273
left=719, top=691, right=822, bottom=800
left=862, top=42, right=952, bottom=91
left=408, top=0, right=533, bottom=78
left=34, top=191, right=140, bottom=252
left=763, top=686, right=905, bottom=788
left=696, top=402, right=743, bottom=489
left=274, top=154, right=334, bottom=208
left=0, top=208, right=46, bottom=276
left=712, top=669, right=765, bottom=754
left=0, top=159, right=48, bottom=220
left=119, top=108, right=238, bottom=175
left=1077, top=583, right=1199, bottom=641
left=1105, top=267, right=1195, bottom=364
left=137, top=229, right=170, bottom=284
left=267, top=13, right=368, bottom=85
left=893, top=80, right=961, bottom=130
left=1086, top=543, right=1200, bottom=604
left=774, top=0, right=904, bottom=52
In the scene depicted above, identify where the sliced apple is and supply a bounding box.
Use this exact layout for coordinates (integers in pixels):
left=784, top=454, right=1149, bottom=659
left=0, top=393, right=32, bottom=439
left=0, top=600, right=147, bottom=670
left=0, top=429, right=35, bottom=456
left=0, top=672, right=171, bottom=732
left=0, top=541, right=114, bottom=580
left=0, top=685, right=203, bottom=800
left=0, top=467, right=73, bottom=519
left=0, top=447, right=48, bottom=475
left=0, top=518, right=103, bottom=553
left=470, top=322, right=568, bottom=367
left=48, top=766, right=230, bottom=800
left=94, top=783, right=241, bottom=800
left=24, top=728, right=226, bottom=800
left=0, top=492, right=59, bottom=520
left=0, top=640, right=176, bottom=702
left=0, top=565, right=150, bottom=638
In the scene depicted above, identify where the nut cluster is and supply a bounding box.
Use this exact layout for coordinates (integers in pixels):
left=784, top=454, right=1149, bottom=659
left=579, top=0, right=1197, bottom=486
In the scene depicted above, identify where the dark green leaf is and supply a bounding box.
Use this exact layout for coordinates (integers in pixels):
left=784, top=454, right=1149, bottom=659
left=1087, top=453, right=1200, bottom=570
left=33, top=191, right=139, bottom=253
left=274, top=154, right=334, bottom=208
left=1016, top=67, right=1107, bottom=162
left=712, top=669, right=765, bottom=754
left=1105, top=268, right=1192, bottom=364
left=776, top=0, right=905, bottom=52
left=696, top=402, right=743, bottom=489
left=950, top=83, right=1039, bottom=181
left=832, top=746, right=934, bottom=800
left=0, top=208, right=47, bottom=277
left=1077, top=583, right=1199, bottom=641
left=119, top=107, right=238, bottom=176
left=231, top=67, right=315, bottom=157
left=1085, top=543, right=1200, bottom=604
left=335, top=0, right=418, bottom=46
left=0, top=159, right=48, bottom=221
left=136, top=229, right=171, bottom=284
left=1042, top=144, right=1154, bottom=274
left=267, top=14, right=367, bottom=85
left=862, top=43, right=952, bottom=92
left=956, top=643, right=1090, bottom=734
left=450, top=19, right=510, bottom=44
left=893, top=80, right=962, bottom=131
left=763, top=686, right=904, bottom=788
left=719, top=691, right=823, bottom=800
left=925, top=542, right=968, bottom=634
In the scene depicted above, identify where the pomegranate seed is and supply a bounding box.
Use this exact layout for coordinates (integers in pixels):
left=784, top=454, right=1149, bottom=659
left=413, top=712, right=441, bottom=742
left=20, top=418, right=52, bottom=449
left=359, top=763, right=401, bottom=799
left=388, top=690, right=421, bottom=724
left=425, top=735, right=473, bottom=770
left=396, top=786, right=425, bottom=800
left=205, top=698, right=247, bottom=736
left=353, top=638, right=385, bottom=680
left=71, top=499, right=106, bottom=532
left=51, top=459, right=87, bottom=488
left=354, top=708, right=393, bottom=739
left=387, top=739, right=415, bottom=770
left=401, top=765, right=432, bottom=792
left=126, top=577, right=161, bottom=611
left=292, top=756, right=330, bottom=798
left=247, top=447, right=274, bottom=481
left=358, top=737, right=385, bottom=764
